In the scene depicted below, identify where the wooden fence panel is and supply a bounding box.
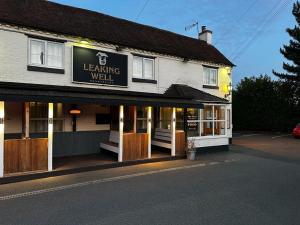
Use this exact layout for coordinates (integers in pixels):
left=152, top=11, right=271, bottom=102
left=4, top=138, right=48, bottom=174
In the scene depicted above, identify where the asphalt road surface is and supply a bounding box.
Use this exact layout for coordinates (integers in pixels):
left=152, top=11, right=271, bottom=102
left=0, top=135, right=299, bottom=225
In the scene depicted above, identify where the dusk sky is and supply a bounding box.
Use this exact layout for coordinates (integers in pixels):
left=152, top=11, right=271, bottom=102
left=52, top=0, right=295, bottom=85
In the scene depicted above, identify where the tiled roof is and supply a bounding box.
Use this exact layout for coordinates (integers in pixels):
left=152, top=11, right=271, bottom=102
left=0, top=0, right=234, bottom=66
left=164, top=84, right=229, bottom=103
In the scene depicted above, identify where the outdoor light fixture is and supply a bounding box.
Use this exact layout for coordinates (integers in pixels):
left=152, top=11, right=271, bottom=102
left=225, top=82, right=233, bottom=98
left=69, top=105, right=81, bottom=132
left=225, top=67, right=232, bottom=75
left=69, top=109, right=82, bottom=115
left=116, top=46, right=123, bottom=52
left=0, top=102, right=4, bottom=125
left=80, top=40, right=89, bottom=45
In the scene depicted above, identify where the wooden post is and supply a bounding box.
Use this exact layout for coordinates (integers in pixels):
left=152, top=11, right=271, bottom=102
left=48, top=103, right=53, bottom=171
left=0, top=101, right=4, bottom=177
left=147, top=106, right=152, bottom=158
left=171, top=107, right=176, bottom=156
left=118, top=105, right=124, bottom=162
left=22, top=102, right=30, bottom=138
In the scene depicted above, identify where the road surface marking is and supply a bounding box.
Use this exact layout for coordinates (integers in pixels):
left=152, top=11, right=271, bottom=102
left=271, top=134, right=291, bottom=139
left=0, top=159, right=238, bottom=201
left=235, top=134, right=260, bottom=138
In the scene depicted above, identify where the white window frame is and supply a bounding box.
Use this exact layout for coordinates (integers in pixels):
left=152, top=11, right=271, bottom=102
left=28, top=38, right=65, bottom=69
left=133, top=55, right=155, bottom=80
left=187, top=104, right=228, bottom=138
left=203, top=66, right=218, bottom=86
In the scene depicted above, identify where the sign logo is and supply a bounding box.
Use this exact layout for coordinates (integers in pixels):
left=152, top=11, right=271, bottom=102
left=73, top=46, right=128, bottom=87
left=96, top=52, right=108, bottom=66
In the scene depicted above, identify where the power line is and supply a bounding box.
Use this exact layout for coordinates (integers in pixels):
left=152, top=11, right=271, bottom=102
left=230, top=0, right=291, bottom=61
left=214, top=0, right=260, bottom=46
left=135, top=0, right=150, bottom=22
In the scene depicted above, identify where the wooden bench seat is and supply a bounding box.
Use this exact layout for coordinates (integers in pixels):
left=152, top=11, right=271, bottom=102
left=100, top=131, right=119, bottom=154
left=152, top=128, right=172, bottom=149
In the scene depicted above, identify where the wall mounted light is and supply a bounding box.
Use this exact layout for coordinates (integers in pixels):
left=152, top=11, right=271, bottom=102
left=225, top=67, right=232, bottom=75
left=69, top=105, right=81, bottom=132
left=69, top=109, right=82, bottom=116
left=225, top=82, right=232, bottom=98
left=80, top=40, right=89, bottom=45
left=116, top=46, right=124, bottom=52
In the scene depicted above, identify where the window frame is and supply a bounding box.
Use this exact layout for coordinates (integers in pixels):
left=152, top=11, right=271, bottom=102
left=187, top=104, right=228, bottom=138
left=29, top=102, right=65, bottom=133
left=203, top=66, right=218, bottom=87
left=132, top=55, right=155, bottom=80
left=28, top=38, right=65, bottom=70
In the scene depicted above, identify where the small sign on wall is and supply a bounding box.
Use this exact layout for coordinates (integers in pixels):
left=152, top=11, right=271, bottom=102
left=73, top=46, right=128, bottom=87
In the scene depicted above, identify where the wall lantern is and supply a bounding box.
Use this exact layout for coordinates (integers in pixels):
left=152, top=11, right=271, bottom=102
left=225, top=82, right=233, bottom=98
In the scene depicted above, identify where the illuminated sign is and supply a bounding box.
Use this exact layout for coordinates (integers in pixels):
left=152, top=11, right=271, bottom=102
left=73, top=46, right=128, bottom=87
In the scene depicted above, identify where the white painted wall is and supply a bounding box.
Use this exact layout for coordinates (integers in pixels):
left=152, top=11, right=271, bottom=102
left=0, top=28, right=231, bottom=99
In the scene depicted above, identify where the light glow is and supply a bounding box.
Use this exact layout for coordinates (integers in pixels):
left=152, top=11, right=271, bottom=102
left=118, top=105, right=124, bottom=162
left=147, top=106, right=152, bottom=158
left=48, top=103, right=53, bottom=171
left=219, top=67, right=232, bottom=95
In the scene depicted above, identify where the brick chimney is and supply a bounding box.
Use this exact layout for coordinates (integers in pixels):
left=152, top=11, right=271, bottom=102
left=199, top=26, right=212, bottom=45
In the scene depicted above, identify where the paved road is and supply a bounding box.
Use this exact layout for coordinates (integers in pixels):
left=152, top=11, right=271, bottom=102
left=0, top=140, right=299, bottom=225
left=233, top=132, right=300, bottom=163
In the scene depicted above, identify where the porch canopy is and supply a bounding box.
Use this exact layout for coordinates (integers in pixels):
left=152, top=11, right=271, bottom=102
left=164, top=84, right=230, bottom=104
left=0, top=82, right=204, bottom=108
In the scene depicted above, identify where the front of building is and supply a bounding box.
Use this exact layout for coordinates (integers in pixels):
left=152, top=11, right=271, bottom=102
left=0, top=0, right=234, bottom=178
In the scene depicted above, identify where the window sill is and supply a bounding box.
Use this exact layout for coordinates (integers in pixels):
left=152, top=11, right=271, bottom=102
left=203, top=85, right=219, bottom=89
left=27, top=65, right=65, bottom=74
left=132, top=78, right=157, bottom=84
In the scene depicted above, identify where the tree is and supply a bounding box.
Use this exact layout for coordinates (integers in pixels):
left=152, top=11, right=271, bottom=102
left=273, top=1, right=300, bottom=81
left=233, top=75, right=298, bottom=132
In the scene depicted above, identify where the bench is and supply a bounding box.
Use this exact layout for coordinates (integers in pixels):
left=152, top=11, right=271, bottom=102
left=151, top=128, right=172, bottom=149
left=100, top=131, right=119, bottom=154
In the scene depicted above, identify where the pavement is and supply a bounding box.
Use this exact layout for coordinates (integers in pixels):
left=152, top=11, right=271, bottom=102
left=0, top=133, right=299, bottom=225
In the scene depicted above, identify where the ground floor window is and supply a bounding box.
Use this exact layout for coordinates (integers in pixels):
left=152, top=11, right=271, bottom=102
left=159, top=107, right=172, bottom=129
left=29, top=102, right=64, bottom=132
left=187, top=104, right=228, bottom=137
left=176, top=108, right=184, bottom=130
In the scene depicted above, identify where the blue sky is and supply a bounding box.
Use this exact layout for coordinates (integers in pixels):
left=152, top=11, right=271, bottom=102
left=52, top=0, right=295, bottom=85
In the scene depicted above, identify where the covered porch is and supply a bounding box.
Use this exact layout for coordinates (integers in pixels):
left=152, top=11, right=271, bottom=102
left=0, top=82, right=203, bottom=177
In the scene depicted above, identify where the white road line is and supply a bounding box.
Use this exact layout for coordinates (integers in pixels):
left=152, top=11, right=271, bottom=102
left=235, top=134, right=261, bottom=138
left=0, top=159, right=238, bottom=201
left=271, top=134, right=291, bottom=139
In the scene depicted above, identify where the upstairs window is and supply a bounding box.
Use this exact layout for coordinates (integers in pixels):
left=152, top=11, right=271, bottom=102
left=133, top=56, right=155, bottom=80
left=29, top=38, right=64, bottom=69
left=203, top=66, right=218, bottom=86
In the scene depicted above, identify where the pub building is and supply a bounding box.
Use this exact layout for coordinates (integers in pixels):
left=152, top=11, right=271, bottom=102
left=0, top=0, right=234, bottom=178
